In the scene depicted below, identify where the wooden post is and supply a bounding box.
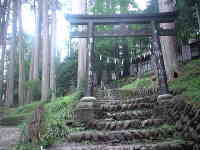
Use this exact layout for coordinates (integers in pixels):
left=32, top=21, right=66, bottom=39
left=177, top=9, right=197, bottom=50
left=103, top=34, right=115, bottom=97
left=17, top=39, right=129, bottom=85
left=86, top=22, right=94, bottom=96
left=151, top=20, right=169, bottom=95
left=195, top=3, right=200, bottom=32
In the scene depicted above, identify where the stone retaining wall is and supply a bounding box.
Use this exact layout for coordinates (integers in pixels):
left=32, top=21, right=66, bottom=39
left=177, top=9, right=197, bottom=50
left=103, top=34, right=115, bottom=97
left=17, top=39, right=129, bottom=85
left=118, top=88, right=159, bottom=99
left=154, top=95, right=200, bottom=149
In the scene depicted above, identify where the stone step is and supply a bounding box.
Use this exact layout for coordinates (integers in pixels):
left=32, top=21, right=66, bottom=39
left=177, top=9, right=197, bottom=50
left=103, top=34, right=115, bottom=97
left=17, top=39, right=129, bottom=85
left=98, top=97, right=121, bottom=101
left=67, top=128, right=175, bottom=143
left=123, top=96, right=157, bottom=104
left=95, top=100, right=121, bottom=106
left=96, top=96, right=157, bottom=105
left=87, top=119, right=165, bottom=131
left=100, top=103, right=154, bottom=112
left=48, top=140, right=193, bottom=150
left=104, top=110, right=153, bottom=121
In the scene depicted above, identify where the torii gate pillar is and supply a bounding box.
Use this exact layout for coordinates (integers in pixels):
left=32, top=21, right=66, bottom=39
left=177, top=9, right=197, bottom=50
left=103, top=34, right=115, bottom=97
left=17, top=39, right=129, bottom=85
left=151, top=21, right=169, bottom=95
left=86, top=22, right=94, bottom=96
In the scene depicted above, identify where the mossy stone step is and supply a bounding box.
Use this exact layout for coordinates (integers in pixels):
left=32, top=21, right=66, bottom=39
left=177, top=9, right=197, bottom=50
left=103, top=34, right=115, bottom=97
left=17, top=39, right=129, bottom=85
left=67, top=128, right=175, bottom=143
left=123, top=96, right=157, bottom=104
left=49, top=140, right=193, bottom=150
left=104, top=110, right=153, bottom=120
left=88, top=119, right=165, bottom=131
left=100, top=103, right=154, bottom=112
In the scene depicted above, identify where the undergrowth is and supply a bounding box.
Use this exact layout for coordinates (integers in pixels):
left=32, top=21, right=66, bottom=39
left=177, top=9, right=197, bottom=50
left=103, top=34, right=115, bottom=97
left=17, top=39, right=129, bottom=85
left=169, top=59, right=200, bottom=106
left=121, top=76, right=153, bottom=89
left=119, top=59, right=200, bottom=105
left=14, top=91, right=83, bottom=150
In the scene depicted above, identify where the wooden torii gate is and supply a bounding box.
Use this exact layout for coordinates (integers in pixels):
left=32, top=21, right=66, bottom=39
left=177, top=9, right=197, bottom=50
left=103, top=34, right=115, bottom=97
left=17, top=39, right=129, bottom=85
left=65, top=11, right=177, bottom=96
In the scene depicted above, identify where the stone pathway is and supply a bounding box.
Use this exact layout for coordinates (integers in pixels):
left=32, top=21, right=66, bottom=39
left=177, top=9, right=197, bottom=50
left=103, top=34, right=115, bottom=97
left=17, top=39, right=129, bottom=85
left=0, top=126, right=20, bottom=150
left=0, top=110, right=20, bottom=150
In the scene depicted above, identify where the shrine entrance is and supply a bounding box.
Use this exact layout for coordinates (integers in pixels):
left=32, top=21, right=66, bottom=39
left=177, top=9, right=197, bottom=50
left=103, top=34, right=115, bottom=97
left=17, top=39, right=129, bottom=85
left=65, top=12, right=177, bottom=96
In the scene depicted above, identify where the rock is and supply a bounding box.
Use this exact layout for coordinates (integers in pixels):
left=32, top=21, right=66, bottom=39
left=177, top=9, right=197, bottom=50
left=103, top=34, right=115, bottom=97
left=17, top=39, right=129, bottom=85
left=80, top=97, right=96, bottom=102
left=189, top=127, right=200, bottom=142
left=0, top=127, right=20, bottom=149
left=196, top=124, right=200, bottom=133
left=75, top=97, right=96, bottom=122
left=157, top=94, right=173, bottom=101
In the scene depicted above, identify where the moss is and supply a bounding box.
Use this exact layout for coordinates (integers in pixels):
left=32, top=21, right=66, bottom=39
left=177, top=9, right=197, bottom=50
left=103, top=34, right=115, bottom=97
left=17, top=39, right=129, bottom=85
left=121, top=77, right=153, bottom=89
left=13, top=91, right=83, bottom=149
left=169, top=59, right=200, bottom=106
left=111, top=76, right=137, bottom=87
left=119, top=59, right=200, bottom=106
left=0, top=113, right=31, bottom=126
left=159, top=124, right=175, bottom=130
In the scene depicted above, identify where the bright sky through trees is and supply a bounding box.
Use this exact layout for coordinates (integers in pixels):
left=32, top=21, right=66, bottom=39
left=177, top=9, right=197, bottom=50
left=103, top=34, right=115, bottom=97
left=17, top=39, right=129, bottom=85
left=135, top=0, right=149, bottom=10
left=22, top=0, right=148, bottom=57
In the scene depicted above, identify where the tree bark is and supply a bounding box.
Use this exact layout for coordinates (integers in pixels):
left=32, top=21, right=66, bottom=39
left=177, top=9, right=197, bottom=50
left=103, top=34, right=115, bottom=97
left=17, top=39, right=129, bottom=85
left=50, top=0, right=57, bottom=100
left=120, top=1, right=130, bottom=77
left=18, top=0, right=25, bottom=105
left=33, top=0, right=42, bottom=80
left=27, top=52, right=34, bottom=104
left=41, top=0, right=50, bottom=101
left=0, top=0, right=11, bottom=104
left=6, top=0, right=17, bottom=106
left=72, top=0, right=88, bottom=91
left=158, top=0, right=178, bottom=80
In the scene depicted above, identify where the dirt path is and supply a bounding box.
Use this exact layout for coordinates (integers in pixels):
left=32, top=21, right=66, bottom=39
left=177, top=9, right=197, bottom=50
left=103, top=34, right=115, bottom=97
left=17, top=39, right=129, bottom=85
left=0, top=126, right=20, bottom=149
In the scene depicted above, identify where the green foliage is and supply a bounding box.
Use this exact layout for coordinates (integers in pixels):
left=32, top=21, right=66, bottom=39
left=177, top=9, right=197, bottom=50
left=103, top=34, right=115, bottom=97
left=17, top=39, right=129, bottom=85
left=112, top=76, right=137, bottom=87
left=145, top=0, right=200, bottom=43
left=15, top=143, right=40, bottom=150
left=41, top=92, right=83, bottom=147
left=121, top=77, right=153, bottom=89
left=169, top=59, right=200, bottom=103
left=176, top=0, right=200, bottom=43
left=24, top=80, right=41, bottom=101
left=0, top=102, right=42, bottom=126
left=14, top=91, right=83, bottom=149
left=56, top=54, right=78, bottom=97
left=14, top=102, right=43, bottom=115
left=91, top=0, right=138, bottom=15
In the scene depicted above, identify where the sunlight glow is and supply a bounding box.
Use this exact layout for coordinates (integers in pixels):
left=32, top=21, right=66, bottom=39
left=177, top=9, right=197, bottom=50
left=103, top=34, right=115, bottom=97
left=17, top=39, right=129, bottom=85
left=135, top=0, right=149, bottom=10
left=22, top=0, right=149, bottom=59
left=22, top=4, right=35, bottom=34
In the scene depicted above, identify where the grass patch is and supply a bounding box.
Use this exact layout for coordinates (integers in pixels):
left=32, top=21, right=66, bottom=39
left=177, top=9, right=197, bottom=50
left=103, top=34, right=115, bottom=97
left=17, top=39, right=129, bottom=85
left=1, top=92, right=81, bottom=127
left=121, top=77, right=153, bottom=89
left=119, top=59, right=200, bottom=106
left=0, top=102, right=43, bottom=126
left=169, top=59, right=200, bottom=106
left=111, top=76, right=137, bottom=88
left=14, top=91, right=83, bottom=150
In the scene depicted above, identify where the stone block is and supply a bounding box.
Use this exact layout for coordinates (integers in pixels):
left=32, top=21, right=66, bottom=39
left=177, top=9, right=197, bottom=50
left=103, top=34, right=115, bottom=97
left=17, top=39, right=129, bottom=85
left=75, top=97, right=96, bottom=122
left=157, top=94, right=173, bottom=102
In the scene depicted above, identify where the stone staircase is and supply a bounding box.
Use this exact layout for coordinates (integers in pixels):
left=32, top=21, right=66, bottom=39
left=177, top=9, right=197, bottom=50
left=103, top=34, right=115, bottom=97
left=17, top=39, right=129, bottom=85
left=95, top=88, right=121, bottom=101
left=50, top=89, right=194, bottom=150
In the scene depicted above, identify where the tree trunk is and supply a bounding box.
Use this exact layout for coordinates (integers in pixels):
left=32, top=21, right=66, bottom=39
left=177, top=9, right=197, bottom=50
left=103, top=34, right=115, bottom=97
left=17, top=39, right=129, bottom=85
left=6, top=0, right=17, bottom=106
left=120, top=1, right=130, bottom=77
left=18, top=0, right=25, bottom=105
left=72, top=0, right=88, bottom=91
left=0, top=0, right=11, bottom=105
left=27, top=53, right=34, bottom=104
left=195, top=3, right=200, bottom=32
left=158, top=0, right=178, bottom=80
left=41, top=0, right=50, bottom=101
left=33, top=0, right=42, bottom=80
left=50, top=0, right=57, bottom=100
